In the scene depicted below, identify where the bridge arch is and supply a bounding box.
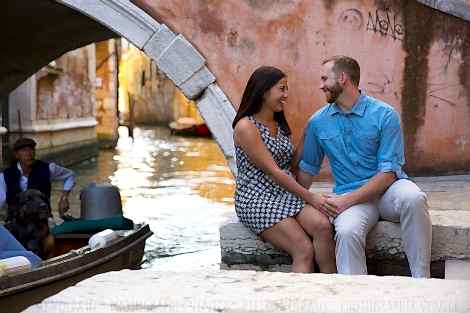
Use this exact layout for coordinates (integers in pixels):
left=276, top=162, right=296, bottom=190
left=56, top=0, right=237, bottom=174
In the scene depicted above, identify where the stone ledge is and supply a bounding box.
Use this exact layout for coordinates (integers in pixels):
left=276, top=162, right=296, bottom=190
left=7, top=117, right=98, bottom=133
left=220, top=210, right=470, bottom=276
left=24, top=269, right=470, bottom=313
left=36, top=139, right=99, bottom=167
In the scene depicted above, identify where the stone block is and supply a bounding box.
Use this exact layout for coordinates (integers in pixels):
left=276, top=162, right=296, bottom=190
left=445, top=260, right=470, bottom=280
left=220, top=210, right=470, bottom=277
left=366, top=221, right=405, bottom=260
left=57, top=0, right=160, bottom=49
left=143, top=24, right=176, bottom=60
left=196, top=84, right=236, bottom=159
left=179, top=66, right=216, bottom=100
left=156, top=35, right=206, bottom=86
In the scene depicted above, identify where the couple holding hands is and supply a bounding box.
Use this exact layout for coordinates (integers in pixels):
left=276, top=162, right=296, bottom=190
left=233, top=55, right=431, bottom=278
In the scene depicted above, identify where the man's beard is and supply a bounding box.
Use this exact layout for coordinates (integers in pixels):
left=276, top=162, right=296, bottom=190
left=325, top=82, right=343, bottom=104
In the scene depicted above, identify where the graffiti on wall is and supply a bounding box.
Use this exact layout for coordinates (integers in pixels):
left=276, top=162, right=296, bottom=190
left=338, top=7, right=404, bottom=41
left=338, top=8, right=364, bottom=31
left=366, top=8, right=404, bottom=41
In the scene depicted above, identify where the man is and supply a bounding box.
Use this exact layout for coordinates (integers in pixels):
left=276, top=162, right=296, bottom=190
left=297, top=55, right=432, bottom=278
left=0, top=137, right=75, bottom=223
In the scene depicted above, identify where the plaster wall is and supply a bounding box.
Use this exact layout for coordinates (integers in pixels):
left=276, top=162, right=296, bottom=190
left=134, top=0, right=470, bottom=175
left=7, top=45, right=99, bottom=165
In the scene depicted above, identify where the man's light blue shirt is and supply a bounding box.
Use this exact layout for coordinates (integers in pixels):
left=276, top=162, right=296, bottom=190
left=299, top=91, right=408, bottom=194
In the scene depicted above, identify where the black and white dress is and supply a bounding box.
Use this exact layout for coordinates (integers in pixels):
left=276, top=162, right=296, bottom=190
left=234, top=116, right=305, bottom=234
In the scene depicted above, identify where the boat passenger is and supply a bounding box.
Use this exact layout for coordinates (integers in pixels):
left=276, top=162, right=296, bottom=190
left=0, top=138, right=75, bottom=258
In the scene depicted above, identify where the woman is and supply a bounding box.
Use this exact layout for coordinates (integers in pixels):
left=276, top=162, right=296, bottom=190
left=232, top=66, right=336, bottom=273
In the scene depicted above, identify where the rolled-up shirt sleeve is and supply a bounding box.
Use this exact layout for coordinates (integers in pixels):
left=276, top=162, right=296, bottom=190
left=377, top=110, right=407, bottom=179
left=49, top=163, right=75, bottom=191
left=299, top=121, right=324, bottom=176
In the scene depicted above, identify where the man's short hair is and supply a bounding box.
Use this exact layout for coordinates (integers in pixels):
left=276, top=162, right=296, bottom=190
left=322, top=55, right=360, bottom=87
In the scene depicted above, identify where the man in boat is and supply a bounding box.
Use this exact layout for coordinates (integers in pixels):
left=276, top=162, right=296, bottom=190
left=0, top=138, right=76, bottom=258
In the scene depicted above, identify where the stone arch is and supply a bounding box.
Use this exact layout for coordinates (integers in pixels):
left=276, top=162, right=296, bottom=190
left=57, top=0, right=237, bottom=174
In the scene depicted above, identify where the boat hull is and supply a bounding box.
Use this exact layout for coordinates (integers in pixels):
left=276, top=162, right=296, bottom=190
left=0, top=224, right=152, bottom=312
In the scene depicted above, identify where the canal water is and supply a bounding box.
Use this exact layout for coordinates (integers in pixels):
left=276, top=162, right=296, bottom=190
left=62, top=126, right=236, bottom=271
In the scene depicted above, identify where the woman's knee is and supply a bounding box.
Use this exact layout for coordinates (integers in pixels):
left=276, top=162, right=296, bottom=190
left=291, top=239, right=314, bottom=261
left=301, top=205, right=333, bottom=234
left=312, top=215, right=333, bottom=237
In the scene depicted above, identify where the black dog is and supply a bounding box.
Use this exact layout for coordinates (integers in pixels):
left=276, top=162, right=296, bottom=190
left=5, top=189, right=54, bottom=259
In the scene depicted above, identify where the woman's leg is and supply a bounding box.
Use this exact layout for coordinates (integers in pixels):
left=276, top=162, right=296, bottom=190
left=260, top=217, right=314, bottom=273
left=296, top=205, right=337, bottom=273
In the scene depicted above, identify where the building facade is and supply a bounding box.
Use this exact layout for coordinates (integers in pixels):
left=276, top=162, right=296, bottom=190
left=7, top=44, right=98, bottom=166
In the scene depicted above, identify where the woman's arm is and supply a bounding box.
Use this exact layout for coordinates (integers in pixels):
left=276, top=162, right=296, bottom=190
left=290, top=127, right=306, bottom=178
left=234, top=118, right=316, bottom=204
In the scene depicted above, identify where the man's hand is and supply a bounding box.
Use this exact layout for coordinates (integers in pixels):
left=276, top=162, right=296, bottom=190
left=306, top=192, right=339, bottom=218
left=324, top=194, right=355, bottom=217
left=58, top=192, right=70, bottom=218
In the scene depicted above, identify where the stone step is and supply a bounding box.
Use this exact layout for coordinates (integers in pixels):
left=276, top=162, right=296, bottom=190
left=24, top=269, right=470, bottom=313
left=220, top=210, right=470, bottom=278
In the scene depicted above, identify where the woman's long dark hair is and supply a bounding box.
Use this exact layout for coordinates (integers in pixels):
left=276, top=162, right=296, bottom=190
left=232, top=66, right=291, bottom=135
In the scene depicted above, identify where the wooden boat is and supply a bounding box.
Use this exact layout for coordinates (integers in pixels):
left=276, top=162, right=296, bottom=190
left=169, top=117, right=211, bottom=137
left=0, top=223, right=152, bottom=312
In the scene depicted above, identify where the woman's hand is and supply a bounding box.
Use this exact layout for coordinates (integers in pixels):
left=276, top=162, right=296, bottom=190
left=305, top=192, right=338, bottom=218
left=324, top=194, right=354, bottom=215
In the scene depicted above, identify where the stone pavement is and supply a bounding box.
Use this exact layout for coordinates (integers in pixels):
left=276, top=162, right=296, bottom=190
left=220, top=210, right=470, bottom=277
left=24, top=269, right=470, bottom=313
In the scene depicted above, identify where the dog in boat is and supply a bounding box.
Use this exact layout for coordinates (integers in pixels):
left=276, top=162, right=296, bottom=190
left=5, top=189, right=54, bottom=259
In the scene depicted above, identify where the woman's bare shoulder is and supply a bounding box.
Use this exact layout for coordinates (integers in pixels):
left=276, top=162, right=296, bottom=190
left=234, top=117, right=258, bottom=145
left=234, top=116, right=254, bottom=131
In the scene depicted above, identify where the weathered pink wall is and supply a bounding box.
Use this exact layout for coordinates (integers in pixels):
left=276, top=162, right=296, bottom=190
left=134, top=0, right=470, bottom=176
left=37, top=47, right=95, bottom=120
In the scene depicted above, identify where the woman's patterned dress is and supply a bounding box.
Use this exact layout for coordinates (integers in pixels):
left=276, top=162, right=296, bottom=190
left=235, top=116, right=305, bottom=234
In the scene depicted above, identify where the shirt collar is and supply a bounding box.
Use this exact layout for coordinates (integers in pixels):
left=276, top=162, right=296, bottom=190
left=328, top=103, right=342, bottom=116
left=16, top=161, right=35, bottom=176
left=16, top=162, right=25, bottom=176
left=328, top=90, right=367, bottom=116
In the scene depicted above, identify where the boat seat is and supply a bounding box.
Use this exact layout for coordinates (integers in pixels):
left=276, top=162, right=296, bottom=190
left=52, top=216, right=134, bottom=236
